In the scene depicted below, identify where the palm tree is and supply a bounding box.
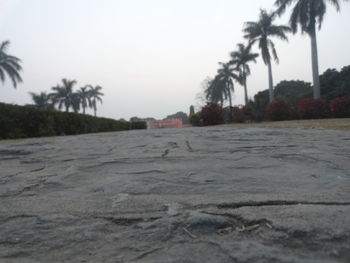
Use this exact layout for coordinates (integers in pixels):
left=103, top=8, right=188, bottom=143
left=216, top=62, right=240, bottom=110
left=205, top=63, right=240, bottom=122
left=77, top=86, right=91, bottom=114
left=243, top=9, right=291, bottom=102
left=274, top=0, right=348, bottom=99
left=29, top=91, right=54, bottom=109
left=50, top=79, right=77, bottom=112
left=71, top=93, right=81, bottom=113
left=0, top=40, right=23, bottom=88
left=230, top=43, right=259, bottom=105
left=205, top=77, right=228, bottom=106
left=88, top=85, right=104, bottom=116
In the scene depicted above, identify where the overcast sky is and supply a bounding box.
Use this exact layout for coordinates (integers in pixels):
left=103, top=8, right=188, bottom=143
left=1, top=0, right=349, bottom=120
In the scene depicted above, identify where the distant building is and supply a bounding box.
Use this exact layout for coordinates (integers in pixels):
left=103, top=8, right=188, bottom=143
left=147, top=118, right=184, bottom=129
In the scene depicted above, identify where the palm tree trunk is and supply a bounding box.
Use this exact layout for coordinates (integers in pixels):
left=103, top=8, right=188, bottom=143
left=228, top=86, right=233, bottom=123
left=243, top=69, right=248, bottom=105
left=228, top=88, right=233, bottom=108
left=267, top=61, right=274, bottom=102
left=83, top=106, right=86, bottom=115
left=310, top=26, right=321, bottom=99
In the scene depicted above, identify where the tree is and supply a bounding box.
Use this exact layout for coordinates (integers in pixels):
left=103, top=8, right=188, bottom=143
left=50, top=79, right=77, bottom=112
left=29, top=91, right=54, bottom=109
left=206, top=63, right=239, bottom=109
left=275, top=0, right=348, bottom=99
left=0, top=40, right=23, bottom=88
left=77, top=86, right=91, bottom=114
left=205, top=77, right=227, bottom=106
left=216, top=62, right=240, bottom=110
left=253, top=79, right=312, bottom=120
left=88, top=85, right=104, bottom=116
left=206, top=63, right=240, bottom=122
left=230, top=42, right=259, bottom=105
left=70, top=92, right=81, bottom=113
left=243, top=9, right=291, bottom=102
left=189, top=105, right=195, bottom=116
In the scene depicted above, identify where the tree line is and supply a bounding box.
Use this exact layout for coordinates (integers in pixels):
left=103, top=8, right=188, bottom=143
left=204, top=0, right=348, bottom=109
left=0, top=40, right=104, bottom=116
left=29, top=80, right=104, bottom=116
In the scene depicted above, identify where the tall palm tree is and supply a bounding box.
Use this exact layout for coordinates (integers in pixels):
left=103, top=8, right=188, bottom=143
left=50, top=79, right=77, bottom=112
left=29, top=91, right=54, bottom=109
left=205, top=63, right=240, bottom=122
left=205, top=76, right=228, bottom=106
left=230, top=43, right=259, bottom=105
left=216, top=62, right=240, bottom=110
left=274, top=0, right=348, bottom=99
left=71, top=93, right=81, bottom=113
left=88, top=85, right=104, bottom=116
left=243, top=9, right=291, bottom=102
left=77, top=86, right=91, bottom=114
left=0, top=40, right=23, bottom=88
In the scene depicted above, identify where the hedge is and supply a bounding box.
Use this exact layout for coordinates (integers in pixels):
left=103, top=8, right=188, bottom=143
left=329, top=96, right=350, bottom=118
left=201, top=102, right=225, bottom=126
left=267, top=100, right=292, bottom=121
left=297, top=98, right=328, bottom=119
left=131, top=121, right=148, bottom=130
left=0, top=103, right=144, bottom=139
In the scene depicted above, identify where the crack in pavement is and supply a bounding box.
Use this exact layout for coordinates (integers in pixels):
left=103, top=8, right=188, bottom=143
left=217, top=200, right=350, bottom=209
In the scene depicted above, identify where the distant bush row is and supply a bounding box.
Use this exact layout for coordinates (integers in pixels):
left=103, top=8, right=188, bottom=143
left=190, top=95, right=350, bottom=126
left=267, top=96, right=350, bottom=121
left=0, top=103, right=146, bottom=139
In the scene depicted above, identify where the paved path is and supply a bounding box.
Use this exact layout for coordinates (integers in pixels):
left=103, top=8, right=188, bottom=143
left=1, top=127, right=350, bottom=262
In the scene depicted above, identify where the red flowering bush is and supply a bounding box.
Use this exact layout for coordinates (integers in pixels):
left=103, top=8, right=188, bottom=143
left=297, top=98, right=328, bottom=119
left=233, top=107, right=245, bottom=123
left=266, top=100, right=291, bottom=121
left=200, top=102, right=225, bottom=126
left=329, top=96, right=350, bottom=118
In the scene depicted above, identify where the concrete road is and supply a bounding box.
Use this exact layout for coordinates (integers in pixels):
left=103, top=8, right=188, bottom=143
left=0, top=127, right=349, bottom=262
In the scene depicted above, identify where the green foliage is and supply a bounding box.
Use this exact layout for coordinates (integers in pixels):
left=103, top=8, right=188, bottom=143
left=131, top=121, right=147, bottom=130
left=243, top=10, right=290, bottom=66
left=267, top=100, right=292, bottom=121
left=252, top=67, right=350, bottom=120
left=320, top=66, right=350, bottom=100
left=130, top=116, right=155, bottom=122
left=0, top=40, right=23, bottom=88
left=253, top=80, right=313, bottom=120
left=0, top=103, right=132, bottom=139
left=189, top=113, right=202, bottom=127
left=189, top=105, right=195, bottom=116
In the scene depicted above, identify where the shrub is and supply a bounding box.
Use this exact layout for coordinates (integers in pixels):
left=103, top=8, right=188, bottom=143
left=242, top=105, right=255, bottom=121
left=189, top=113, right=202, bottom=126
left=131, top=121, right=147, bottom=129
left=297, top=98, right=328, bottom=119
left=233, top=107, right=245, bottom=123
left=329, top=96, right=350, bottom=118
left=200, top=103, right=225, bottom=126
left=0, top=103, right=134, bottom=139
left=266, top=100, right=291, bottom=121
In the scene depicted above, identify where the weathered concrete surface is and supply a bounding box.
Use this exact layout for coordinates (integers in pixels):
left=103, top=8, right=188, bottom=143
left=0, top=127, right=349, bottom=262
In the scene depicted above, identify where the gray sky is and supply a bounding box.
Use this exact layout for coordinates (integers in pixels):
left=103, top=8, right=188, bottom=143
left=1, top=0, right=349, bottom=120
